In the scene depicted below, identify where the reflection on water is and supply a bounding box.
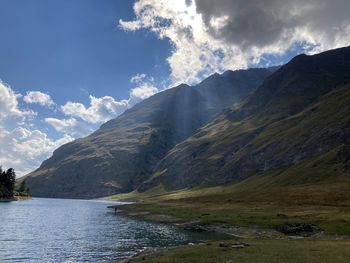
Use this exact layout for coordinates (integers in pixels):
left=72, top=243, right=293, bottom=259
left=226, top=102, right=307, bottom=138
left=0, top=198, right=218, bottom=262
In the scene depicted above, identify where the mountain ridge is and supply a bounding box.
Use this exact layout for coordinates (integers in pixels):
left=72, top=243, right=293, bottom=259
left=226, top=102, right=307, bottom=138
left=140, top=46, right=350, bottom=191
left=25, top=67, right=274, bottom=198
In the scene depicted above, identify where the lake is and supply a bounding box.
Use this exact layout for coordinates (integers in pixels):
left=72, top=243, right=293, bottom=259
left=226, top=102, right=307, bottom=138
left=0, top=198, right=220, bottom=262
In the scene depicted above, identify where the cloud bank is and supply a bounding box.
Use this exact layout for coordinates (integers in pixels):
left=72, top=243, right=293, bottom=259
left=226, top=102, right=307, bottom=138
left=0, top=127, right=73, bottom=175
left=0, top=82, right=72, bottom=175
left=120, top=0, right=350, bottom=85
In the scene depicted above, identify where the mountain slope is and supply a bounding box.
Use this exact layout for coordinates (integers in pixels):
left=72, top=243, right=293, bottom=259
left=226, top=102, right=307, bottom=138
left=25, top=68, right=274, bottom=198
left=142, top=46, right=350, bottom=191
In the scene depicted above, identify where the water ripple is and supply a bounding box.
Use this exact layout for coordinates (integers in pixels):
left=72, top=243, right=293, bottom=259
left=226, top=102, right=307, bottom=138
left=0, top=198, right=216, bottom=262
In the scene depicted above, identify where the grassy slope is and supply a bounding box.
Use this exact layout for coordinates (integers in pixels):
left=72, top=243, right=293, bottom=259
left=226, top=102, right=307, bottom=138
left=145, top=47, right=350, bottom=191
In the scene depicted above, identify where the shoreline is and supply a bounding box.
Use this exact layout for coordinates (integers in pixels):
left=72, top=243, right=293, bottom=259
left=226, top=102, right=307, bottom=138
left=122, top=238, right=350, bottom=263
left=109, top=203, right=350, bottom=263
left=0, top=196, right=32, bottom=202
left=107, top=203, right=329, bottom=239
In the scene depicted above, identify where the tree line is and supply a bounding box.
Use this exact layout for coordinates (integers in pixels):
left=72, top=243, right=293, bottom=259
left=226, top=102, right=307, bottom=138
left=0, top=167, right=29, bottom=198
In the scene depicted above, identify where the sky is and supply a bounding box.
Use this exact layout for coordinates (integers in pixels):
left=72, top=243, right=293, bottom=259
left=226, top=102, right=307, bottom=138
left=0, top=0, right=349, bottom=176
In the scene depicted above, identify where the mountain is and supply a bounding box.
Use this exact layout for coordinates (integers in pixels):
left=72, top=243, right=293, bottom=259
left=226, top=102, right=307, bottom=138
left=25, top=68, right=274, bottom=198
left=140, top=46, right=350, bottom=191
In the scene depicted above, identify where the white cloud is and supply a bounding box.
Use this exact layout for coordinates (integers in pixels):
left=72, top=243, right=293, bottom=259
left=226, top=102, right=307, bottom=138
left=119, top=20, right=141, bottom=31
left=23, top=91, right=55, bottom=107
left=129, top=83, right=158, bottom=104
left=61, top=95, right=129, bottom=124
left=61, top=74, right=158, bottom=123
left=130, top=73, right=147, bottom=84
left=0, top=81, right=32, bottom=118
left=0, top=127, right=73, bottom=176
left=129, top=73, right=159, bottom=104
left=0, top=80, right=74, bottom=176
left=45, top=117, right=93, bottom=137
left=119, top=0, right=350, bottom=85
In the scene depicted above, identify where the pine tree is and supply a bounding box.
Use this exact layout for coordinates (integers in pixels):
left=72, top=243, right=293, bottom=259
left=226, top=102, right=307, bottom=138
left=0, top=167, right=16, bottom=197
left=5, top=168, right=16, bottom=194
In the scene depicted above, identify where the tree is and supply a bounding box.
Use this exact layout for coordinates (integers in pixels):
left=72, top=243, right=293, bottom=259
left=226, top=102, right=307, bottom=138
left=0, top=166, right=4, bottom=186
left=5, top=168, right=16, bottom=193
left=19, top=180, right=26, bottom=193
left=18, top=179, right=30, bottom=196
left=0, top=167, right=16, bottom=198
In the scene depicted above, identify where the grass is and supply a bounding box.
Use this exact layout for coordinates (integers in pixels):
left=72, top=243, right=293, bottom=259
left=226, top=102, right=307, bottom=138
left=119, top=199, right=350, bottom=236
left=108, top=163, right=350, bottom=235
left=129, top=239, right=350, bottom=263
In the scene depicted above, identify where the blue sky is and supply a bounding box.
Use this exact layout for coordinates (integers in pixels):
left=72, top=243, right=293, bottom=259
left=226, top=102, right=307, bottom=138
left=0, top=0, right=349, bottom=176
left=0, top=0, right=170, bottom=107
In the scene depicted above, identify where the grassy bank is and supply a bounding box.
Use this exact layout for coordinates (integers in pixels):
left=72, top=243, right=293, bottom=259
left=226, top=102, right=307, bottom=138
left=128, top=239, right=350, bottom=263
left=109, top=175, right=350, bottom=236
left=108, top=174, right=350, bottom=262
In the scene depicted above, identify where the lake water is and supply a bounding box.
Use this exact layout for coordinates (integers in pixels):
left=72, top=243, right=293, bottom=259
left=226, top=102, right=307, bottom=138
left=0, top=198, right=219, bottom=262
